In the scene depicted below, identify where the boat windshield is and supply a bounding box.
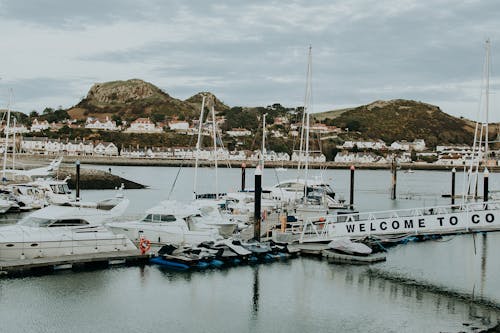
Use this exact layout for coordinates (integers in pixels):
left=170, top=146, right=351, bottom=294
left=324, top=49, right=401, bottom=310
left=19, top=217, right=90, bottom=227
left=142, top=214, right=177, bottom=222
left=49, top=184, right=71, bottom=194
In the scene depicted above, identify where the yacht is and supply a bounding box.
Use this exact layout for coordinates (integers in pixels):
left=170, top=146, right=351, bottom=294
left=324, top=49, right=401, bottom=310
left=29, top=178, right=73, bottom=205
left=107, top=200, right=222, bottom=247
left=0, top=196, right=133, bottom=260
left=266, top=178, right=346, bottom=209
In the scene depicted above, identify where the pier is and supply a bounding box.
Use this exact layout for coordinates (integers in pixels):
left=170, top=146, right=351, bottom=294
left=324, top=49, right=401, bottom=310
left=0, top=251, right=149, bottom=277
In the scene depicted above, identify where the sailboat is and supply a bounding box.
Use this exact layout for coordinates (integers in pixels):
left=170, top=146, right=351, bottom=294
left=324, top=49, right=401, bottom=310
left=288, top=46, right=346, bottom=217
left=464, top=39, right=495, bottom=201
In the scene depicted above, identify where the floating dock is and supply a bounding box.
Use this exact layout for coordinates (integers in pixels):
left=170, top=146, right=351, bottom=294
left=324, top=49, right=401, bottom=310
left=0, top=250, right=149, bottom=277
left=321, top=250, right=386, bottom=264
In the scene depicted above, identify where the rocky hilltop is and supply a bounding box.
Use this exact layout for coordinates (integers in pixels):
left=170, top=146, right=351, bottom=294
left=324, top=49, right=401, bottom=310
left=67, top=79, right=228, bottom=122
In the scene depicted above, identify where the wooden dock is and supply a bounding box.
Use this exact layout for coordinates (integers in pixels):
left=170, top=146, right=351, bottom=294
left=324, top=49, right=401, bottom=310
left=0, top=251, right=149, bottom=277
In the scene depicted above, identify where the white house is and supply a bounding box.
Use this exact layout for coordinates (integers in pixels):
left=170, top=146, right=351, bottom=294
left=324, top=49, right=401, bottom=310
left=411, top=139, right=426, bottom=151
left=126, top=118, right=162, bottom=133
left=291, top=150, right=326, bottom=163
left=168, top=120, right=190, bottom=131
left=390, top=140, right=411, bottom=151
left=85, top=117, right=119, bottom=131
left=30, top=119, right=50, bottom=132
left=226, top=128, right=252, bottom=137
left=93, top=142, right=118, bottom=156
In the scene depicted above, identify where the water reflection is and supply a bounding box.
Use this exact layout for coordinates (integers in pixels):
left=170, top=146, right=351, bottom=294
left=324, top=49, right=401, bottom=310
left=252, top=266, right=259, bottom=317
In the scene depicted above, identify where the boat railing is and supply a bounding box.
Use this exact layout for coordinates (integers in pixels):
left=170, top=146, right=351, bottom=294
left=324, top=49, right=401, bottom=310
left=295, top=200, right=500, bottom=243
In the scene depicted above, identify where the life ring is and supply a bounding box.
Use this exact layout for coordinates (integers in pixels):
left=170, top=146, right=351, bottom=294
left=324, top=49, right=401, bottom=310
left=139, top=237, right=151, bottom=254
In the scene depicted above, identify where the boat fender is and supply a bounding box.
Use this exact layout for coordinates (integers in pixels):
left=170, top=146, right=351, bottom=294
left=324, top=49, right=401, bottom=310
left=139, top=237, right=151, bottom=254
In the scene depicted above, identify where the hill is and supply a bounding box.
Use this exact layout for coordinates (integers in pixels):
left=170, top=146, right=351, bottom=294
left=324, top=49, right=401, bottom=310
left=314, top=99, right=496, bottom=147
left=67, top=79, right=228, bottom=122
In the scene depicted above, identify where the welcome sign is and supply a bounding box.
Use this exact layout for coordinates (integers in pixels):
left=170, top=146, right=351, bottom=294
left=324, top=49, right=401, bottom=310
left=329, top=209, right=500, bottom=238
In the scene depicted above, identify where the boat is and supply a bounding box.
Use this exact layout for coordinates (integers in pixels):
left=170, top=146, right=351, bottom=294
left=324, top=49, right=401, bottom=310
left=107, top=200, right=222, bottom=248
left=28, top=178, right=73, bottom=205
left=0, top=196, right=134, bottom=260
left=6, top=184, right=48, bottom=210
left=404, top=169, right=415, bottom=174
left=327, top=237, right=372, bottom=256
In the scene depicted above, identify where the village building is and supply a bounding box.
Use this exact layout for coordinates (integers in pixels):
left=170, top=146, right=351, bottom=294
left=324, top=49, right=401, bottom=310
left=226, top=128, right=252, bottom=137
left=125, top=117, right=163, bottom=133
left=93, top=142, right=118, bottom=156
left=85, top=117, right=119, bottom=131
left=30, top=119, right=50, bottom=132
left=168, top=120, right=190, bottom=131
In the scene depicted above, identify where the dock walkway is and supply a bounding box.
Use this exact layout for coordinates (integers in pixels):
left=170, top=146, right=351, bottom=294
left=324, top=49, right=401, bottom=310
left=0, top=250, right=148, bottom=276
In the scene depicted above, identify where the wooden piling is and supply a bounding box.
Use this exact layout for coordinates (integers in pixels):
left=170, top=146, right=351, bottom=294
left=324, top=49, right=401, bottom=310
left=76, top=160, right=81, bottom=201
left=254, top=166, right=262, bottom=241
left=484, top=168, right=489, bottom=203
left=349, top=165, right=355, bottom=209
left=241, top=163, right=246, bottom=192
left=391, top=158, right=397, bottom=200
left=451, top=168, right=456, bottom=206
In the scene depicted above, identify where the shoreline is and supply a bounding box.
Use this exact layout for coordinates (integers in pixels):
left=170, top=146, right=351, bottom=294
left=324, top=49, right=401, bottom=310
left=13, top=154, right=500, bottom=172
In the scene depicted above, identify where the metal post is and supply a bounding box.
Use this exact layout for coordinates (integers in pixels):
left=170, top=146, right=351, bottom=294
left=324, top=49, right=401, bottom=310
left=349, top=165, right=355, bottom=209
left=484, top=168, right=489, bottom=203
left=451, top=167, right=456, bottom=206
left=76, top=160, right=80, bottom=202
left=391, top=158, right=397, bottom=200
left=254, top=166, right=262, bottom=241
left=241, top=163, right=246, bottom=192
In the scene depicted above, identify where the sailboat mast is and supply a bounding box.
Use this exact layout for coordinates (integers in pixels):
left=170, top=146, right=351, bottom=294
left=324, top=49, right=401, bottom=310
left=2, top=91, right=12, bottom=182
left=12, top=117, right=15, bottom=170
left=211, top=104, right=219, bottom=200
left=193, top=95, right=206, bottom=200
left=485, top=39, right=490, bottom=163
left=304, top=46, right=313, bottom=194
left=261, top=113, right=267, bottom=170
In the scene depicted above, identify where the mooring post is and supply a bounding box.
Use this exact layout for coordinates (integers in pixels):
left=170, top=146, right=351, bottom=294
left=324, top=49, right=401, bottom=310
left=76, top=160, right=81, bottom=202
left=451, top=167, right=456, bottom=206
left=241, top=163, right=246, bottom=192
left=349, top=165, right=355, bottom=209
left=484, top=167, right=489, bottom=205
left=391, top=158, right=397, bottom=200
left=254, top=165, right=262, bottom=241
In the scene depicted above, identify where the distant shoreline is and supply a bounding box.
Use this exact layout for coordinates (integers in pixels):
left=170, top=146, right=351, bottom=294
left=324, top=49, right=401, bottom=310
left=13, top=154, right=499, bottom=172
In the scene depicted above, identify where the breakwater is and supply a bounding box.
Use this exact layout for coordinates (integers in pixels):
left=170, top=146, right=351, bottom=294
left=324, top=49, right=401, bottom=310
left=55, top=166, right=146, bottom=189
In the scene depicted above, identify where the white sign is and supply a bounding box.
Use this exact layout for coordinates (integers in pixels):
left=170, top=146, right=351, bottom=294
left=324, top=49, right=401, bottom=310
left=329, top=209, right=499, bottom=238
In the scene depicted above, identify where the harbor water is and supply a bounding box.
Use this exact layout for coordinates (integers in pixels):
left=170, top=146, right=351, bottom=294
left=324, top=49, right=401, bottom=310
left=1, top=165, right=500, bottom=332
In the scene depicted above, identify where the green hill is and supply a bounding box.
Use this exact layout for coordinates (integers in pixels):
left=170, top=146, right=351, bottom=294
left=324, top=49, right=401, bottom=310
left=314, top=99, right=493, bottom=147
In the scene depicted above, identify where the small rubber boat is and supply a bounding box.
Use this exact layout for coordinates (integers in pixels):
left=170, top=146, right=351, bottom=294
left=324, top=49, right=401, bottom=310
left=328, top=237, right=372, bottom=256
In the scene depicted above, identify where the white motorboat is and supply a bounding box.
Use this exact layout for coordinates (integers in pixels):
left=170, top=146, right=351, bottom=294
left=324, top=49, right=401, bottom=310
left=7, top=184, right=48, bottom=210
left=0, top=196, right=134, bottom=260
left=29, top=178, right=73, bottom=205
left=107, top=200, right=222, bottom=247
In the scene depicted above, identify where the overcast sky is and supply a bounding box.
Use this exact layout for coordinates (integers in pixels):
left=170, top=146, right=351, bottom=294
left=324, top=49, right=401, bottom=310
left=0, top=0, right=499, bottom=121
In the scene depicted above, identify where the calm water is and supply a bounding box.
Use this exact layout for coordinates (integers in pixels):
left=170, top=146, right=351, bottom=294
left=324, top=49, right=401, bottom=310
left=1, top=165, right=500, bottom=332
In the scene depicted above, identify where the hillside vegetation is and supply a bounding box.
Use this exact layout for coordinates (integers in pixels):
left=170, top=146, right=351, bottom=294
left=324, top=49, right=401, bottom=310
left=315, top=99, right=488, bottom=147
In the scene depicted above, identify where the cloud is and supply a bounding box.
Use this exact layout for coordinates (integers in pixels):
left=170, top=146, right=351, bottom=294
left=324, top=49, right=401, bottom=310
left=0, top=0, right=499, bottom=121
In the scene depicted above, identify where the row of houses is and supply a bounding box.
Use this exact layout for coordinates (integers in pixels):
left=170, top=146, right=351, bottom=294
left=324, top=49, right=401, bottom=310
left=339, top=139, right=426, bottom=151
left=21, top=137, right=118, bottom=156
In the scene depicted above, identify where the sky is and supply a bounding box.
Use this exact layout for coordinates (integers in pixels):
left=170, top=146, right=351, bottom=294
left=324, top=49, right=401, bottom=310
left=0, top=0, right=500, bottom=121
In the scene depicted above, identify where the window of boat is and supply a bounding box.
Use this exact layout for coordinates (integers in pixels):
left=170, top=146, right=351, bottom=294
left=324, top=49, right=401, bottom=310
left=50, top=185, right=58, bottom=193
left=159, top=215, right=176, bottom=222
left=49, top=219, right=90, bottom=227
left=142, top=214, right=154, bottom=222
left=57, top=184, right=69, bottom=194
left=19, top=217, right=55, bottom=227
left=62, top=184, right=71, bottom=194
